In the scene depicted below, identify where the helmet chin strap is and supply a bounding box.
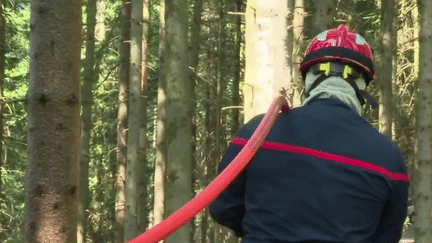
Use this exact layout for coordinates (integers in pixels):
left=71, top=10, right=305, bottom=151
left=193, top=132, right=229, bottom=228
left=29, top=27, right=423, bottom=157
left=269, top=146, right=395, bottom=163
left=305, top=63, right=378, bottom=109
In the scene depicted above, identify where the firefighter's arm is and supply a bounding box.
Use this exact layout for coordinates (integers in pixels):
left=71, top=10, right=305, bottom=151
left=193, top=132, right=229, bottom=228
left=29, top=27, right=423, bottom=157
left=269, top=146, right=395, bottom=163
left=209, top=143, right=246, bottom=237
left=373, top=181, right=408, bottom=242
left=373, top=153, right=409, bottom=243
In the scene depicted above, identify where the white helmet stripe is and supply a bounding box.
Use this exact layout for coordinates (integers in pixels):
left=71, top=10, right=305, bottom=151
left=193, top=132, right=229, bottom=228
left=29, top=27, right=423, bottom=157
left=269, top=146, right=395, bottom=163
left=356, top=34, right=366, bottom=45
left=317, top=31, right=327, bottom=41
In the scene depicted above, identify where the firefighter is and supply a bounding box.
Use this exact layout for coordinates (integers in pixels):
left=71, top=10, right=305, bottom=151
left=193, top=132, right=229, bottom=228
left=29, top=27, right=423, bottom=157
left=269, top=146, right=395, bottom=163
left=209, top=24, right=409, bottom=243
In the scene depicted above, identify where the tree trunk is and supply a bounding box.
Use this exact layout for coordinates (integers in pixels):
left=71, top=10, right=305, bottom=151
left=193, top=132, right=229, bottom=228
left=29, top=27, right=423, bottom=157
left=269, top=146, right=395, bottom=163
left=231, top=0, right=242, bottom=134
left=311, top=0, right=337, bottom=35
left=215, top=0, right=225, bottom=177
left=378, top=0, right=395, bottom=138
left=413, top=0, right=432, bottom=242
left=25, top=0, right=82, bottom=242
left=206, top=47, right=216, bottom=243
left=138, top=0, right=150, bottom=232
left=203, top=71, right=213, bottom=243
left=115, top=1, right=131, bottom=242
left=189, top=0, right=202, bottom=238
left=124, top=0, right=143, bottom=240
left=78, top=0, right=97, bottom=242
left=413, top=1, right=420, bottom=76
left=244, top=0, right=292, bottom=121
left=189, top=0, right=202, bottom=92
left=164, top=0, right=191, bottom=241
left=200, top=208, right=208, bottom=243
left=153, top=0, right=167, bottom=229
left=0, top=0, right=6, bottom=239
left=0, top=0, right=5, bottom=239
left=214, top=1, right=225, bottom=241
left=292, top=0, right=304, bottom=107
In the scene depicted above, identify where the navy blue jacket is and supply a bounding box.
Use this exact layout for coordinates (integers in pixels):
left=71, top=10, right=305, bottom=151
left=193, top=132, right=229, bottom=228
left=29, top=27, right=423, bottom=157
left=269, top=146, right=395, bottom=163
left=209, top=98, right=409, bottom=243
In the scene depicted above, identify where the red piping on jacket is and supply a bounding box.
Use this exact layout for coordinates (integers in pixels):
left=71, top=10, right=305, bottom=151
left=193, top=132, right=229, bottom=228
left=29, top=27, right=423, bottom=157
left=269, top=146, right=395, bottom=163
left=231, top=137, right=410, bottom=182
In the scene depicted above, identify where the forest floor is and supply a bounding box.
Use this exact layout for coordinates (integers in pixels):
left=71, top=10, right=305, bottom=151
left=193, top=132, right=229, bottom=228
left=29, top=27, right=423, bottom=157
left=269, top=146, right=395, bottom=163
left=400, top=225, right=414, bottom=243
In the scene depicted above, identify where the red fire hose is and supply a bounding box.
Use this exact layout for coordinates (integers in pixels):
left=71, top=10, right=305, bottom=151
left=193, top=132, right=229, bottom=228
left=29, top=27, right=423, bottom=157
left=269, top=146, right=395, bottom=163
left=128, top=96, right=290, bottom=243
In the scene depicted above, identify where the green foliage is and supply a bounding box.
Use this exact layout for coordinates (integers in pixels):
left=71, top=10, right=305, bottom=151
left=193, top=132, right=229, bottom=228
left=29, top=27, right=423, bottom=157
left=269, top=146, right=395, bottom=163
left=4, top=1, right=29, bottom=97
left=1, top=1, right=29, bottom=242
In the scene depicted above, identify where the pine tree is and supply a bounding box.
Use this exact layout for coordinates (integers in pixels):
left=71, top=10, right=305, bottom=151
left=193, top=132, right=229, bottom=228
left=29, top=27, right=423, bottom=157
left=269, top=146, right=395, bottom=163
left=244, top=0, right=292, bottom=121
left=153, top=0, right=167, bottom=228
left=378, top=0, right=395, bottom=137
left=25, top=0, right=82, bottom=241
left=115, top=0, right=131, bottom=241
left=164, top=0, right=192, bottom=241
left=124, top=0, right=144, bottom=240
left=78, top=0, right=97, bottom=241
left=413, top=0, right=432, bottom=241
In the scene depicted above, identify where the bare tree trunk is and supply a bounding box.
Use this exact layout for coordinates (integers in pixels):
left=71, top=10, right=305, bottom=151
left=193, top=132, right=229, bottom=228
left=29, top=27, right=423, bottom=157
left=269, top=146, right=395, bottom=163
left=378, top=0, right=395, bottom=137
left=124, top=0, right=143, bottom=240
left=232, top=0, right=242, bottom=134
left=214, top=2, right=225, bottom=242
left=189, top=0, right=202, bottom=239
left=78, top=0, right=97, bottom=242
left=164, top=0, right=191, bottom=241
left=0, top=0, right=5, bottom=239
left=215, top=0, right=224, bottom=177
left=200, top=208, right=208, bottom=243
left=292, top=0, right=304, bottom=107
left=206, top=48, right=216, bottom=243
left=413, top=0, right=432, bottom=242
left=244, top=0, right=292, bottom=121
left=153, top=0, right=166, bottom=229
left=311, top=0, right=337, bottom=35
left=203, top=73, right=213, bottom=243
left=115, top=1, right=131, bottom=242
left=25, top=0, right=82, bottom=242
left=137, top=0, right=151, bottom=232
left=413, top=1, right=420, bottom=76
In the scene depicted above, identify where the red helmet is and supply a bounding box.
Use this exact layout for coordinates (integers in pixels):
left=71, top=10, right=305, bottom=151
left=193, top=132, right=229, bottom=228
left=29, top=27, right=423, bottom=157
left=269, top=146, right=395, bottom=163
left=300, top=24, right=374, bottom=84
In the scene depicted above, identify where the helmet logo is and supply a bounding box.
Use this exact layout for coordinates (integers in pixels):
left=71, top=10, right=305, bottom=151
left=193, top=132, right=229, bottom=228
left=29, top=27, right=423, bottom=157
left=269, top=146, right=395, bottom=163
left=317, top=31, right=327, bottom=41
left=355, top=34, right=366, bottom=45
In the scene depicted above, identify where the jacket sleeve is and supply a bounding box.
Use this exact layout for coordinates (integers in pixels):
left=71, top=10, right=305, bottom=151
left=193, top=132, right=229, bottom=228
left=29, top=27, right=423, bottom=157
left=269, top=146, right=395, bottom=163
left=372, top=154, right=409, bottom=242
left=209, top=143, right=246, bottom=237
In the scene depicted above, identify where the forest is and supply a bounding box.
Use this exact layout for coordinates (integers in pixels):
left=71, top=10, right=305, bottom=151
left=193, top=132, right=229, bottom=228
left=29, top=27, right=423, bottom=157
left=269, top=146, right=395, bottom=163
left=0, top=0, right=430, bottom=242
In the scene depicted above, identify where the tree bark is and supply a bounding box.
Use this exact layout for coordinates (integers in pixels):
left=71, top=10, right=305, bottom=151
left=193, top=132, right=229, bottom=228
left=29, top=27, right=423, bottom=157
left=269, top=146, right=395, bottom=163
left=413, top=0, right=432, bottom=241
left=25, top=0, right=82, bottom=242
left=189, top=0, right=202, bottom=238
left=244, top=0, right=292, bottom=121
left=292, top=0, right=305, bottom=107
left=124, top=0, right=144, bottom=240
left=214, top=1, right=225, bottom=241
left=78, top=0, right=97, bottom=242
left=164, top=0, right=192, bottom=242
left=137, top=0, right=151, bottom=232
left=231, top=0, right=243, bottom=134
left=189, top=0, right=202, bottom=93
left=153, top=0, right=166, bottom=229
left=203, top=67, right=213, bottom=243
left=413, top=2, right=420, bottom=76
left=0, top=0, right=5, bottom=239
left=215, top=0, right=225, bottom=177
left=115, top=1, right=131, bottom=242
left=378, top=0, right=395, bottom=138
